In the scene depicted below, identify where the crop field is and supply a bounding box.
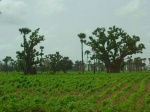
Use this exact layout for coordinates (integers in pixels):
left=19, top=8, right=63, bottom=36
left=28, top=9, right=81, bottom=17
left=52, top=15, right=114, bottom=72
left=0, top=72, right=150, bottom=112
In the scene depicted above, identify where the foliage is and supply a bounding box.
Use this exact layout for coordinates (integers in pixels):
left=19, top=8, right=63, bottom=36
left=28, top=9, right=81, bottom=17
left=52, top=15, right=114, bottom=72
left=125, top=56, right=146, bottom=71
left=85, top=26, right=145, bottom=73
left=0, top=72, right=150, bottom=111
left=44, top=52, right=73, bottom=73
left=16, top=28, right=44, bottom=74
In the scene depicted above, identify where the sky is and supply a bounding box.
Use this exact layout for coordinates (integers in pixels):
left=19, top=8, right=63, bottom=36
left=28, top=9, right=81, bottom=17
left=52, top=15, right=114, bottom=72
left=0, top=0, right=150, bottom=65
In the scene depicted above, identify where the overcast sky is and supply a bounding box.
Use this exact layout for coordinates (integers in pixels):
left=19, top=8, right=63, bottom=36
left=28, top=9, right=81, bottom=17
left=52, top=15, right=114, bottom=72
left=0, top=0, right=150, bottom=64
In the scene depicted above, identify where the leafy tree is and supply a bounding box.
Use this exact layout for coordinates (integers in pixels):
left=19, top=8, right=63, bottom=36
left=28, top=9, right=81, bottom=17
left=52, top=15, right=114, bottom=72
left=78, top=33, right=86, bottom=73
left=43, top=53, right=73, bottom=74
left=16, top=28, right=44, bottom=74
left=73, top=60, right=82, bottom=72
left=2, top=56, right=11, bottom=74
left=85, top=26, right=145, bottom=73
left=126, top=56, right=134, bottom=72
left=48, top=52, right=63, bottom=73
left=43, top=55, right=51, bottom=73
left=133, top=57, right=145, bottom=71
left=60, top=57, right=73, bottom=73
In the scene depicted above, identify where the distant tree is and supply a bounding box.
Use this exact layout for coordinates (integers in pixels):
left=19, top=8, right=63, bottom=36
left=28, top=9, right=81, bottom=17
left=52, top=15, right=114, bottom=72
left=85, top=26, right=145, bottom=73
left=78, top=33, right=86, bottom=73
left=48, top=52, right=62, bottom=73
left=2, top=56, right=11, bottom=74
left=148, top=58, right=150, bottom=65
left=126, top=56, right=134, bottom=72
left=97, top=61, right=105, bottom=72
left=88, top=60, right=92, bottom=71
left=39, top=46, right=44, bottom=73
left=9, top=58, right=14, bottom=71
left=43, top=55, right=51, bottom=73
left=16, top=28, right=44, bottom=74
left=134, top=57, right=145, bottom=71
left=142, top=58, right=146, bottom=70
left=84, top=50, right=91, bottom=71
left=60, top=57, right=73, bottom=73
left=143, top=58, right=146, bottom=64
left=0, top=61, right=2, bottom=71
left=90, top=54, right=96, bottom=74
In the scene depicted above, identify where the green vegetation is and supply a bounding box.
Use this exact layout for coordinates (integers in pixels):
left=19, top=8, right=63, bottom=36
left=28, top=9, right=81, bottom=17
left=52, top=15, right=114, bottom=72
left=16, top=28, right=44, bottom=74
left=84, top=26, right=145, bottom=73
left=1, top=72, right=150, bottom=112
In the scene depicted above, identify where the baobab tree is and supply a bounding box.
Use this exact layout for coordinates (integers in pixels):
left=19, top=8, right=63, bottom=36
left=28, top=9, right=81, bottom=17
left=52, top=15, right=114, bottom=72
left=85, top=26, right=145, bottom=73
left=18, top=28, right=31, bottom=74
left=17, top=28, right=44, bottom=74
left=78, top=33, right=86, bottom=73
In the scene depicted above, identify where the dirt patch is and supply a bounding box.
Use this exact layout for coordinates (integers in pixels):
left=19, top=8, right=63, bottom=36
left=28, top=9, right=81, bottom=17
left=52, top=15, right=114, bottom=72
left=96, top=82, right=128, bottom=105
left=112, top=83, right=138, bottom=105
left=145, top=83, right=150, bottom=92
left=134, top=82, right=150, bottom=111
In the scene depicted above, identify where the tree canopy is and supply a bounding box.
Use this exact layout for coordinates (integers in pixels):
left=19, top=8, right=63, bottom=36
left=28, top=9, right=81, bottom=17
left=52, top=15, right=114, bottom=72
left=16, top=28, right=44, bottom=74
left=85, top=26, right=145, bottom=73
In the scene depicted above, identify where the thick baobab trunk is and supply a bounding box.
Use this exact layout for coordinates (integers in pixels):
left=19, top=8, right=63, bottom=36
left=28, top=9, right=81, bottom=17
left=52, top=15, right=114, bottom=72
left=105, top=60, right=121, bottom=73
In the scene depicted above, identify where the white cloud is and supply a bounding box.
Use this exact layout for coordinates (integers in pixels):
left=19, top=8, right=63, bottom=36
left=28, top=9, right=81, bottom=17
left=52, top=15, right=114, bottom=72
left=36, top=0, right=65, bottom=15
left=117, top=0, right=148, bottom=18
left=0, top=0, right=27, bottom=24
left=0, top=0, right=65, bottom=25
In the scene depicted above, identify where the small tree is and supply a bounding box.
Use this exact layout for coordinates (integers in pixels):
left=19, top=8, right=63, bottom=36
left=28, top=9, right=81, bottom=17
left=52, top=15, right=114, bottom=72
left=49, top=52, right=62, bottom=73
left=60, top=57, right=73, bottom=73
left=2, top=56, right=11, bottom=74
left=74, top=60, right=82, bottom=73
left=16, top=28, right=44, bottom=74
left=134, top=57, right=143, bottom=71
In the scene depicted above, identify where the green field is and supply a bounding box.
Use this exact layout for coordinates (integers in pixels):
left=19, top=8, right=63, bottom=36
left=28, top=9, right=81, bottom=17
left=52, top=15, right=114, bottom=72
left=0, top=72, right=150, bottom=112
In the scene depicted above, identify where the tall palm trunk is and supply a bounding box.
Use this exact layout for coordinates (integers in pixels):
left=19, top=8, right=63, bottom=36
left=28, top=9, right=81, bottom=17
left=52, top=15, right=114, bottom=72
left=81, top=42, right=84, bottom=73
left=23, top=34, right=26, bottom=74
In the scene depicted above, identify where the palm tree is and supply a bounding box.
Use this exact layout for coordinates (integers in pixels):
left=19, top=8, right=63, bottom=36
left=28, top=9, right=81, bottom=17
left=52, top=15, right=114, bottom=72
left=78, top=33, right=86, bottom=73
left=84, top=50, right=91, bottom=71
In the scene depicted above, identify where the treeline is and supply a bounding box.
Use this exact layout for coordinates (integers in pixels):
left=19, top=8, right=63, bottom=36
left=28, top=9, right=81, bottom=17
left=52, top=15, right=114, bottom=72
left=0, top=54, right=149, bottom=74
left=0, top=26, right=150, bottom=74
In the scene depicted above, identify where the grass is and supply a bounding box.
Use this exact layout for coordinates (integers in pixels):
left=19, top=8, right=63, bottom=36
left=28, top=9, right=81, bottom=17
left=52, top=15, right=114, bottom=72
left=0, top=71, right=150, bottom=112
